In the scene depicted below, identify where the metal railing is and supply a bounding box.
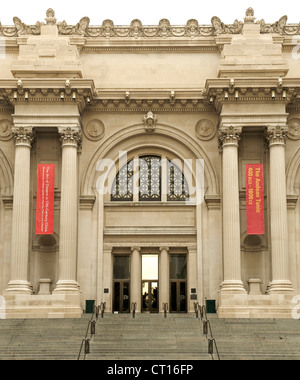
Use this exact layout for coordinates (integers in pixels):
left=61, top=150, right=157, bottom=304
left=163, top=303, right=168, bottom=318
left=131, top=302, right=137, bottom=318
left=78, top=303, right=104, bottom=360
left=194, top=302, right=220, bottom=360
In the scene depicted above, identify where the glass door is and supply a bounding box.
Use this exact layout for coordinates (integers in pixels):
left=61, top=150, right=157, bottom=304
left=142, top=281, right=158, bottom=313
left=113, top=256, right=130, bottom=313
left=170, top=254, right=187, bottom=313
left=142, top=254, right=159, bottom=313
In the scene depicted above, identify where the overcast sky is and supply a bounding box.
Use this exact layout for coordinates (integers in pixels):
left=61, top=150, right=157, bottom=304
left=0, top=0, right=300, bottom=25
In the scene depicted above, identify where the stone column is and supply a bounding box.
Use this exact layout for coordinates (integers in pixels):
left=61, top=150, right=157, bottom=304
left=266, top=126, right=294, bottom=293
left=219, top=127, right=246, bottom=293
left=130, top=247, right=141, bottom=312
left=6, top=127, right=34, bottom=294
left=54, top=127, right=81, bottom=293
left=159, top=247, right=169, bottom=312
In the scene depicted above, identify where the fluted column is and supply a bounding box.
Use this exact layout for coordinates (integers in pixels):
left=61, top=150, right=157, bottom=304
left=6, top=127, right=34, bottom=294
left=131, top=247, right=141, bottom=313
left=266, top=126, right=294, bottom=293
left=54, top=127, right=81, bottom=293
left=159, top=247, right=169, bottom=312
left=219, top=127, right=246, bottom=293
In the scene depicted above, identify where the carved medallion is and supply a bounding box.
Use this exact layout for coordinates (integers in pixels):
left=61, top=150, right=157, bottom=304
left=195, top=119, right=216, bottom=140
left=287, top=118, right=300, bottom=140
left=84, top=119, right=105, bottom=141
left=0, top=119, right=13, bottom=140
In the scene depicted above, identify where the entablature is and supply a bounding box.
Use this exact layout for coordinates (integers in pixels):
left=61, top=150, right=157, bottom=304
left=0, top=78, right=96, bottom=113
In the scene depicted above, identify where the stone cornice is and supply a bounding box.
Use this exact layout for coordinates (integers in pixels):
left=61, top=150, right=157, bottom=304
left=0, top=78, right=96, bottom=112
left=205, top=78, right=300, bottom=112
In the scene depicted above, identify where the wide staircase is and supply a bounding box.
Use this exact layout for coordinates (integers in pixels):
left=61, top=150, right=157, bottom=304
left=85, top=313, right=212, bottom=360
left=0, top=317, right=89, bottom=360
left=0, top=311, right=299, bottom=360
left=209, top=317, right=300, bottom=360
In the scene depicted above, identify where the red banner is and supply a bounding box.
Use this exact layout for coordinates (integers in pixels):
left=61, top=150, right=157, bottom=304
left=246, top=164, right=265, bottom=235
left=36, top=164, right=55, bottom=235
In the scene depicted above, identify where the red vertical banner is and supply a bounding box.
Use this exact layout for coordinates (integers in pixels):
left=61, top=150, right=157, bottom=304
left=246, top=164, right=265, bottom=235
left=36, top=164, right=55, bottom=235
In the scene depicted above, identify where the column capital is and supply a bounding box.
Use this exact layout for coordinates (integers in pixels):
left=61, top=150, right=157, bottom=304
left=58, top=127, right=82, bottom=148
left=159, top=246, right=169, bottom=253
left=218, top=126, right=242, bottom=148
left=12, top=126, right=35, bottom=147
left=266, top=125, right=288, bottom=146
left=131, top=246, right=141, bottom=253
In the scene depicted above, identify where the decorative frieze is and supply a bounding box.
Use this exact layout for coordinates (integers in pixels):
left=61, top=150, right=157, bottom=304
left=1, top=8, right=300, bottom=39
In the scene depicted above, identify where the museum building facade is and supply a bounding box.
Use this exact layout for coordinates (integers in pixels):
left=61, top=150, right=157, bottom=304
left=0, top=8, right=299, bottom=318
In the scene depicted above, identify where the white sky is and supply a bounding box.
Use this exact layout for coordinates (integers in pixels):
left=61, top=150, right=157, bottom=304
left=0, top=0, right=300, bottom=25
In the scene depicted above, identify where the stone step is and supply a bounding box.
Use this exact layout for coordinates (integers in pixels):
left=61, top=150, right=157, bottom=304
left=0, top=314, right=299, bottom=360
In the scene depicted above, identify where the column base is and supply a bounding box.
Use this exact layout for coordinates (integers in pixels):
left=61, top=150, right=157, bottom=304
left=220, top=280, right=247, bottom=294
left=267, top=280, right=294, bottom=294
left=217, top=293, right=295, bottom=319
left=5, top=280, right=32, bottom=295
left=2, top=293, right=82, bottom=319
left=53, top=280, right=80, bottom=294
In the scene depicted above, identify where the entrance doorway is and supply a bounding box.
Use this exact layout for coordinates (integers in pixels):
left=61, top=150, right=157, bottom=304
left=170, top=254, right=187, bottom=313
left=113, top=255, right=130, bottom=313
left=142, top=281, right=158, bottom=313
left=114, top=281, right=130, bottom=313
left=142, top=254, right=159, bottom=313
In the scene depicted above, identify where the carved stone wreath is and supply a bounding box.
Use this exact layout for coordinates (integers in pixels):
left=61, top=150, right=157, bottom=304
left=0, top=119, right=13, bottom=140
left=287, top=118, right=300, bottom=140
left=84, top=119, right=105, bottom=141
left=195, top=119, right=216, bottom=141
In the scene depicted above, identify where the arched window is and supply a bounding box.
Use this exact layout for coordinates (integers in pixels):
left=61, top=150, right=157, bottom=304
left=111, top=159, right=134, bottom=201
left=139, top=156, right=161, bottom=201
left=111, top=155, right=189, bottom=202
left=167, top=159, right=189, bottom=201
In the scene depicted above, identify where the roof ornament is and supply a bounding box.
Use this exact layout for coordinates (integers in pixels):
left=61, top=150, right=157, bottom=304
left=244, top=7, right=255, bottom=24
left=45, top=8, right=57, bottom=25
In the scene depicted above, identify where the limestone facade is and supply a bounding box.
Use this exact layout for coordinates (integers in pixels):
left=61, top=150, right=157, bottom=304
left=0, top=8, right=299, bottom=318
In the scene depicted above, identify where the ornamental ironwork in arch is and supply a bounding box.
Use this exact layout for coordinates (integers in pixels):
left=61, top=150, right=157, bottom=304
left=111, top=155, right=189, bottom=202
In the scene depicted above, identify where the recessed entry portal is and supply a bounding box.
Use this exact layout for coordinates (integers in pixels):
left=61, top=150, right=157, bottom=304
left=142, top=254, right=159, bottom=313
left=170, top=254, right=187, bottom=313
left=113, top=255, right=130, bottom=313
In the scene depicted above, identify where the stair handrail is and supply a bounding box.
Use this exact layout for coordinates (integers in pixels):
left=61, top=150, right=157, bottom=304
left=100, top=302, right=106, bottom=318
left=197, top=303, right=221, bottom=360
left=163, top=302, right=168, bottom=318
left=77, top=303, right=99, bottom=360
left=131, top=302, right=137, bottom=318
